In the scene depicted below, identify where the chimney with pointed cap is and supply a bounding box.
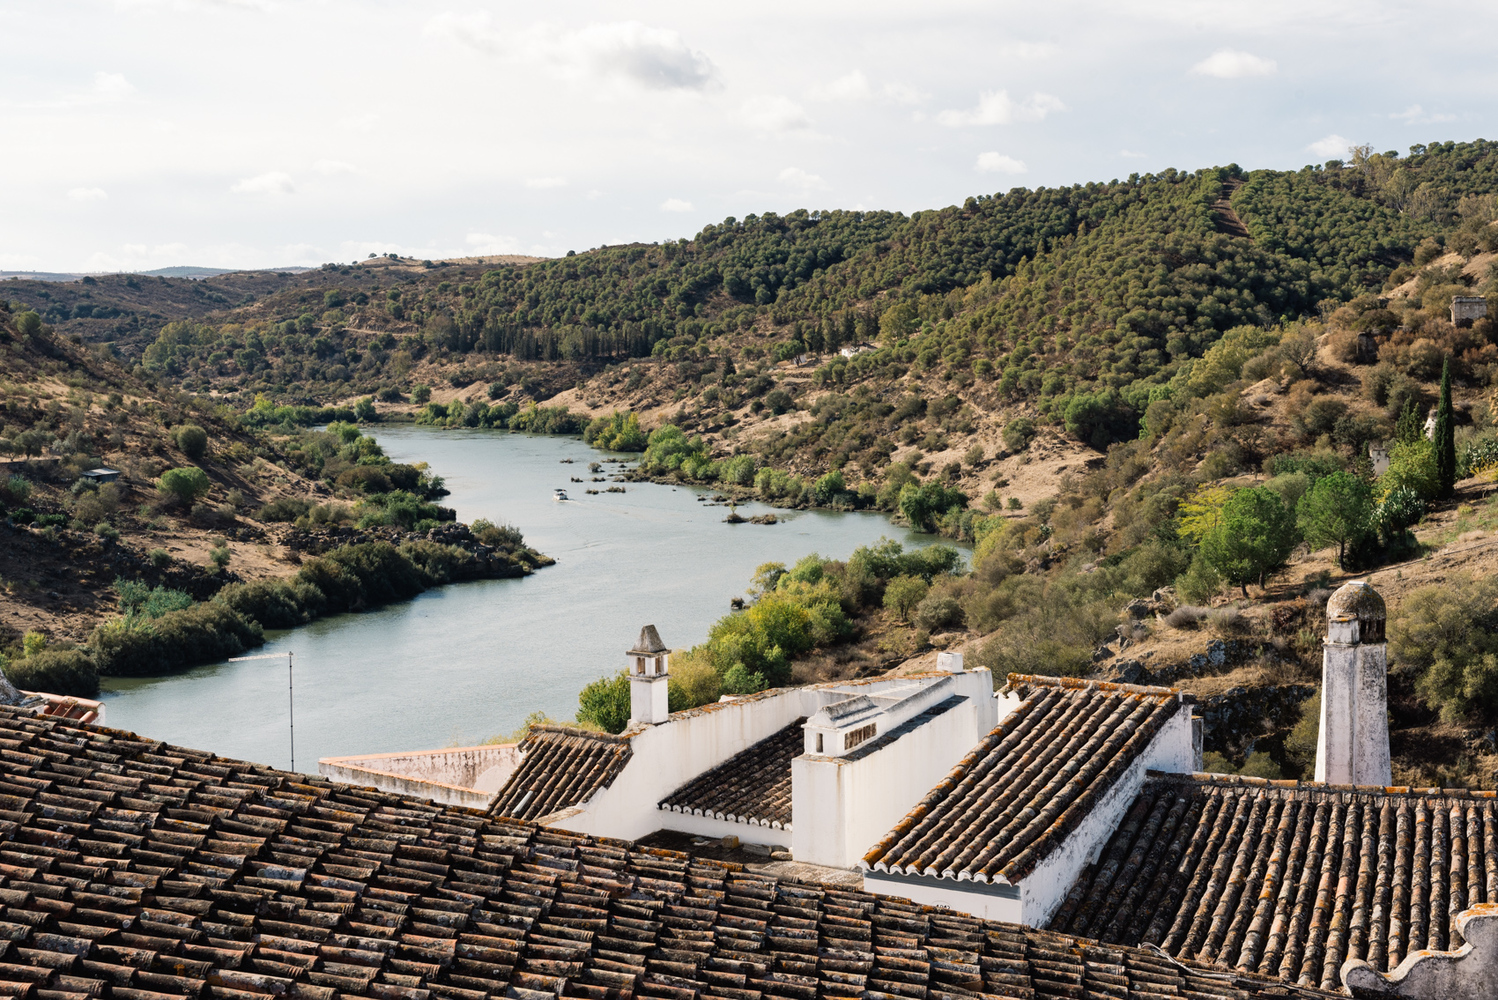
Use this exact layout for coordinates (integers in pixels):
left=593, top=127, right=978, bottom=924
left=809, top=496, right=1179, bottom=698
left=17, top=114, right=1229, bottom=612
left=628, top=625, right=670, bottom=725
left=1316, top=580, right=1391, bottom=786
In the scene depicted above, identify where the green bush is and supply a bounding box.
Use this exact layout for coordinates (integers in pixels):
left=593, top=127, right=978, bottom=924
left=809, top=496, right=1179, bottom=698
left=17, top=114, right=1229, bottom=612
left=1002, top=417, right=1036, bottom=452
left=214, top=579, right=318, bottom=629
left=577, top=671, right=632, bottom=733
left=158, top=466, right=211, bottom=504
left=92, top=602, right=264, bottom=676
left=175, top=424, right=208, bottom=460
left=4, top=648, right=99, bottom=697
left=1391, top=576, right=1498, bottom=722
left=883, top=576, right=928, bottom=622
left=584, top=412, right=648, bottom=452
left=257, top=497, right=313, bottom=522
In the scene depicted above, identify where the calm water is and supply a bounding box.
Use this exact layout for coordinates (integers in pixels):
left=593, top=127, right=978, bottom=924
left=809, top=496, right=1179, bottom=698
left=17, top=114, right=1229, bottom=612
left=100, top=427, right=954, bottom=770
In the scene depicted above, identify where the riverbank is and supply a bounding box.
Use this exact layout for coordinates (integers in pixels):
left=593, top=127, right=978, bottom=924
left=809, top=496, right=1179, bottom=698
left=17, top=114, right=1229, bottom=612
left=97, top=426, right=955, bottom=768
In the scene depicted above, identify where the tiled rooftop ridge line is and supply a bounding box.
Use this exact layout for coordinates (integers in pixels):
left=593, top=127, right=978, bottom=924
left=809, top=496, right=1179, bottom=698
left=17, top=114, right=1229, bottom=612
left=657, top=720, right=804, bottom=829
left=0, top=707, right=1340, bottom=1000
left=1049, top=768, right=1498, bottom=992
left=488, top=727, right=633, bottom=822
left=861, top=676, right=1182, bottom=884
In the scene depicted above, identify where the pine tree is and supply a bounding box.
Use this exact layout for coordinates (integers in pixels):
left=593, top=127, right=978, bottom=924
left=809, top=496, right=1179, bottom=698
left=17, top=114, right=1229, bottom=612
left=1435, top=355, right=1456, bottom=497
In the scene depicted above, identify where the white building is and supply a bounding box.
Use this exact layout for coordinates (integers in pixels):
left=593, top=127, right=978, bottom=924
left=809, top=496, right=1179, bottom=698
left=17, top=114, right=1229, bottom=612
left=325, top=629, right=997, bottom=869
left=858, top=673, right=1200, bottom=925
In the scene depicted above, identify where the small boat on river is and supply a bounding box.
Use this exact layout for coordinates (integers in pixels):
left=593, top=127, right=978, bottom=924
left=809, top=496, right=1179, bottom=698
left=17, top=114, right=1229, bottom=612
left=553, top=488, right=570, bottom=502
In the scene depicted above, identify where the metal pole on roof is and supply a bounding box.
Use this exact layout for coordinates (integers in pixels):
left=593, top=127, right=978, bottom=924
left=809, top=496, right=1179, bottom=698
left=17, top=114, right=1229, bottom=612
left=228, top=650, right=296, bottom=772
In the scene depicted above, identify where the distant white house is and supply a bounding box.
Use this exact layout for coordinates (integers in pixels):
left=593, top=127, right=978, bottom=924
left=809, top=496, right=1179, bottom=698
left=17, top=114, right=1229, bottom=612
left=840, top=342, right=877, bottom=358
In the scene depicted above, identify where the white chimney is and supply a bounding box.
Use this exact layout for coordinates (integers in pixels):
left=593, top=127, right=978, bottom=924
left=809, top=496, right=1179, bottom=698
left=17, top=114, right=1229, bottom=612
left=627, top=625, right=670, bottom=726
left=1315, top=580, right=1391, bottom=786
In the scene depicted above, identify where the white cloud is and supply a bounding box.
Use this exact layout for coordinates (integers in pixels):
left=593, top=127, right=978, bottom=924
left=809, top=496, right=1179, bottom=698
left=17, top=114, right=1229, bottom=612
left=1307, top=134, right=1352, bottom=158
left=93, top=72, right=135, bottom=100
left=660, top=198, right=693, bottom=212
left=997, top=41, right=1058, bottom=59
left=1120, top=149, right=1148, bottom=159
left=1190, top=50, right=1277, bottom=78
left=810, top=71, right=872, bottom=102
left=1391, top=104, right=1455, bottom=125
left=337, top=113, right=378, bottom=132
left=68, top=187, right=108, bottom=202
left=312, top=159, right=356, bottom=175
left=231, top=171, right=295, bottom=195
left=809, top=71, right=925, bottom=107
left=975, top=152, right=1027, bottom=174
left=525, top=177, right=567, bottom=189
left=741, top=95, right=812, bottom=132
left=881, top=83, right=926, bottom=107
left=778, top=167, right=828, bottom=191
left=937, top=90, right=1064, bottom=127
left=426, top=16, right=719, bottom=92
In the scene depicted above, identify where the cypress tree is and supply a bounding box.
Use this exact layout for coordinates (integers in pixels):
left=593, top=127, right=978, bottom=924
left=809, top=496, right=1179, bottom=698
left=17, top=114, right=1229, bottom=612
left=1435, top=355, right=1456, bottom=497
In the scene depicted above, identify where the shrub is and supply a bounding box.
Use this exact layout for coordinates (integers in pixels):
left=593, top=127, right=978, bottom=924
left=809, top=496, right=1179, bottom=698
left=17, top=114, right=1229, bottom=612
left=158, top=466, right=211, bottom=505
left=91, top=603, right=264, bottom=676
left=667, top=649, right=722, bottom=711
left=214, top=579, right=317, bottom=629
left=336, top=465, right=394, bottom=494
left=883, top=575, right=929, bottom=622
left=4, top=648, right=98, bottom=697
left=584, top=412, right=648, bottom=452
left=1283, top=690, right=1320, bottom=777
left=1391, top=576, right=1498, bottom=721
left=1002, top=417, right=1036, bottom=452
left=257, top=497, right=313, bottom=522
left=411, top=384, right=431, bottom=404
left=1164, top=605, right=1209, bottom=630
left=209, top=546, right=231, bottom=570
left=175, top=424, right=208, bottom=459
left=913, top=592, right=964, bottom=631
left=576, top=670, right=631, bottom=733
left=471, top=518, right=524, bottom=548
left=148, top=548, right=170, bottom=568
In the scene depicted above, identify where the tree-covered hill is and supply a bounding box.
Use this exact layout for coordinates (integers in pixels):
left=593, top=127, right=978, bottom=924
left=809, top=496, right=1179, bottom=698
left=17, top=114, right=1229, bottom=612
left=55, top=138, right=1492, bottom=414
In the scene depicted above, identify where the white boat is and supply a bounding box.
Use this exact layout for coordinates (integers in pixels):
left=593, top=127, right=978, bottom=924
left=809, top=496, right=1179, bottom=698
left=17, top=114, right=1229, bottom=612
left=553, top=488, right=570, bottom=502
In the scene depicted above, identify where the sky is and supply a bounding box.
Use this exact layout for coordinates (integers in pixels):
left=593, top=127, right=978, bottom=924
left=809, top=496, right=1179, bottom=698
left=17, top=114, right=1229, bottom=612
left=2, top=0, right=1496, bottom=273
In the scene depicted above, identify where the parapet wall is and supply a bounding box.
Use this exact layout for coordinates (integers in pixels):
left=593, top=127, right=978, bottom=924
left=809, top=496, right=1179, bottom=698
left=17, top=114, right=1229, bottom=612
left=319, top=744, right=520, bottom=809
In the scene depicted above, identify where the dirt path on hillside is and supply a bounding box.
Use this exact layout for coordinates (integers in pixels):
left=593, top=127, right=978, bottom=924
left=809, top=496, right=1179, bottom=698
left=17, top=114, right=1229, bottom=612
left=1212, top=179, right=1251, bottom=239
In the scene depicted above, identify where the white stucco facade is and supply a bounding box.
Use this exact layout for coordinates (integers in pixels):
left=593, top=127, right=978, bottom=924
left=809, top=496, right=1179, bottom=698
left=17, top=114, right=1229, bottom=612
left=1316, top=612, right=1392, bottom=786
left=550, top=669, right=997, bottom=849
left=319, top=744, right=522, bottom=809
left=791, top=688, right=988, bottom=867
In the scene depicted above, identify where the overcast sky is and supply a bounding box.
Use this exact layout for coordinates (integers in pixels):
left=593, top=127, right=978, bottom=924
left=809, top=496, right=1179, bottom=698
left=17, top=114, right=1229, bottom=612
left=3, top=0, right=1495, bottom=272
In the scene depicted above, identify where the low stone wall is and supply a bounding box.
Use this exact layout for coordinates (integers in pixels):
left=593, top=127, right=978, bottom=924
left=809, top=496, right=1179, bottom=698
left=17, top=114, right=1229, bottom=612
left=319, top=744, right=520, bottom=810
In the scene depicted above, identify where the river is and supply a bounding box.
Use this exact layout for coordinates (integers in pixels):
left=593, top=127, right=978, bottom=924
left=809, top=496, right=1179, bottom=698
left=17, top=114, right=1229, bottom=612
left=99, top=427, right=957, bottom=770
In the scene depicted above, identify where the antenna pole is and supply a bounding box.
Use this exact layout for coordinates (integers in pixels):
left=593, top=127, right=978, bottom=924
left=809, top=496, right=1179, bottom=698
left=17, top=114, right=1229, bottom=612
left=288, top=652, right=295, bottom=773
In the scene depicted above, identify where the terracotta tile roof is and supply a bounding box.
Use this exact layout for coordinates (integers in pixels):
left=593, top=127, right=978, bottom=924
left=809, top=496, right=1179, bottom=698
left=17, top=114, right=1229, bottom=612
left=1048, top=771, right=1498, bottom=993
left=658, top=720, right=803, bottom=829
left=0, top=707, right=1337, bottom=1000
left=488, top=726, right=631, bottom=822
left=861, top=674, right=1185, bottom=884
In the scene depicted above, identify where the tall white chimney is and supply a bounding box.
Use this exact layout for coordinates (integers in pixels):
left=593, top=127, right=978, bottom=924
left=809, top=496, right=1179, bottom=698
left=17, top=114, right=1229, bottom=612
left=1315, top=580, right=1391, bottom=786
left=628, top=625, right=671, bottom=726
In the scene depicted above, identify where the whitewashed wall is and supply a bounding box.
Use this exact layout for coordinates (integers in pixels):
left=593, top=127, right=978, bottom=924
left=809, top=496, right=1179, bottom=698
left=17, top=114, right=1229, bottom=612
left=552, top=670, right=994, bottom=846
left=792, top=690, right=990, bottom=868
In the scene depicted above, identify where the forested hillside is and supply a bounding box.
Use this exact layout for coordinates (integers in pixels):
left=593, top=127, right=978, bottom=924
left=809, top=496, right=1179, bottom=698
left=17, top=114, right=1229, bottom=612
left=8, top=138, right=1498, bottom=785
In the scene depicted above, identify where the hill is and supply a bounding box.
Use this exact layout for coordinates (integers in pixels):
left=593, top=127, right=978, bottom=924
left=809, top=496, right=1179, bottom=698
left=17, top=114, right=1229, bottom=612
left=11, top=138, right=1498, bottom=787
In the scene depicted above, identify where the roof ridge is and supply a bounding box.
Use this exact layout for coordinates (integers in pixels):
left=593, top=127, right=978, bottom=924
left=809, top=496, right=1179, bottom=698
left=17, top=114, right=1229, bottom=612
left=1145, top=768, right=1498, bottom=800
left=1006, top=672, right=1186, bottom=699
left=525, top=724, right=633, bottom=743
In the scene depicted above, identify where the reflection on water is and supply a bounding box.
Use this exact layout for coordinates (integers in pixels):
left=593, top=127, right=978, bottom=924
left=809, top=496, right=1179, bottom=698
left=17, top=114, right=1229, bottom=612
left=102, top=428, right=960, bottom=769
